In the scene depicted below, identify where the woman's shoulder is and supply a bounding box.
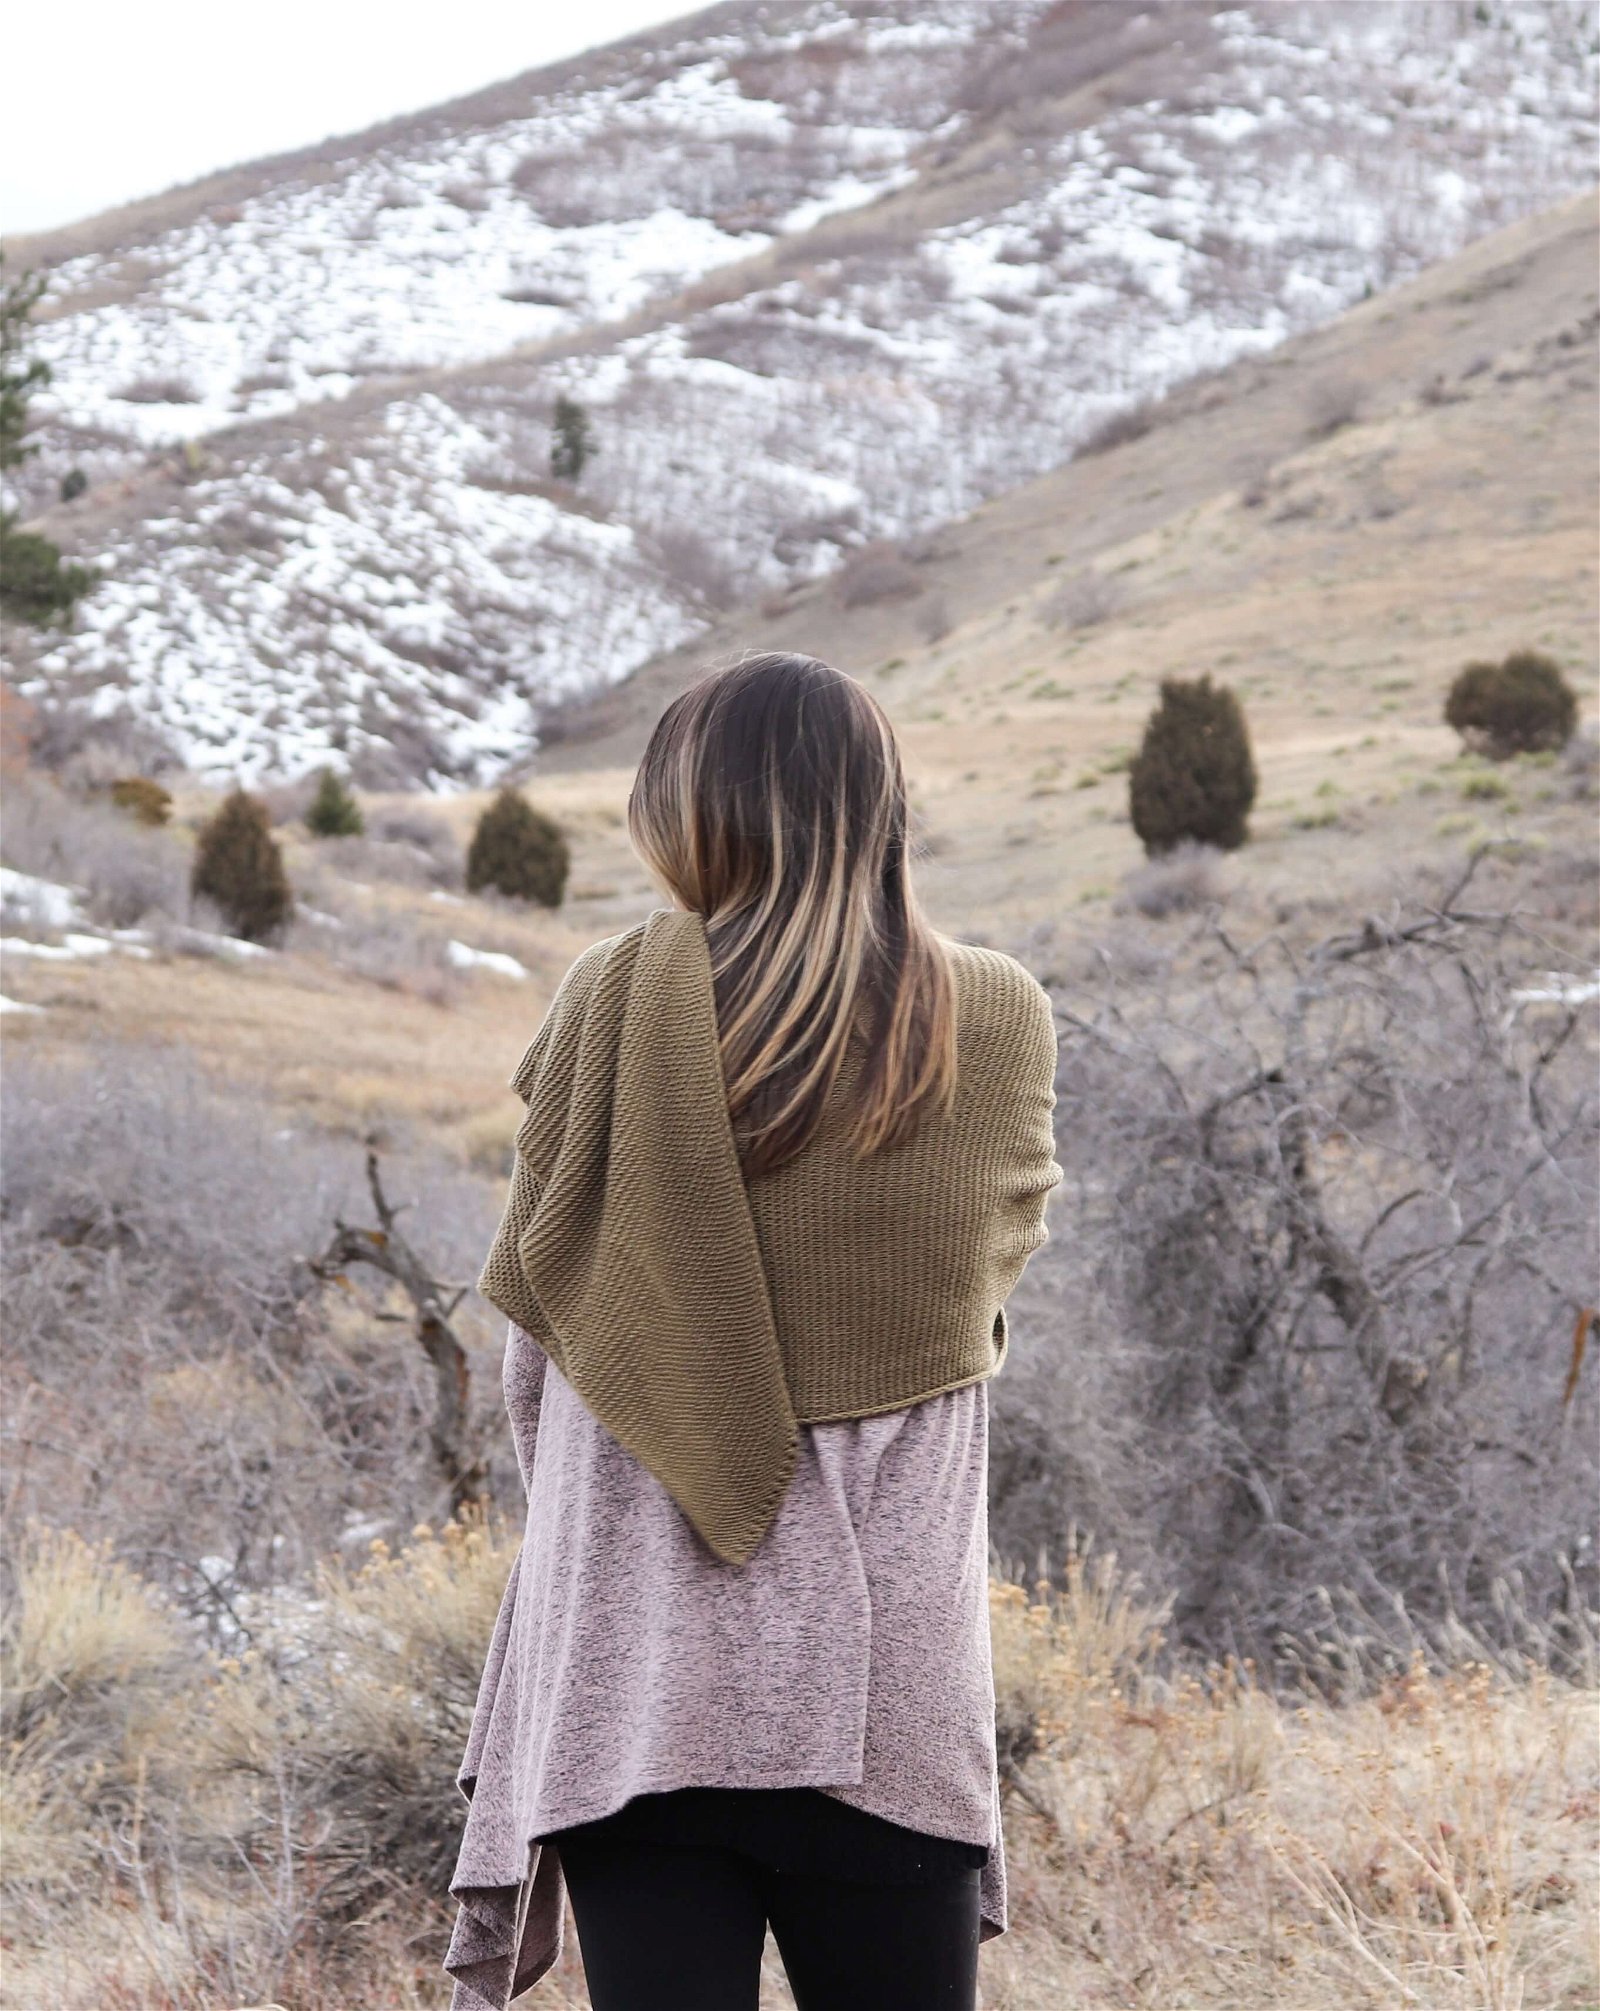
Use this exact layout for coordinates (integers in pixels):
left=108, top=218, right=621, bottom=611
left=940, top=935, right=1056, bottom=1048
left=559, top=920, right=649, bottom=993
left=507, top=922, right=651, bottom=1097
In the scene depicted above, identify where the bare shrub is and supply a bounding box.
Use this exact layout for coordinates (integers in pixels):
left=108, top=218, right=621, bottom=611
left=1077, top=397, right=1158, bottom=456
left=441, top=180, right=489, bottom=213
left=115, top=375, right=201, bottom=405
left=26, top=692, right=179, bottom=781
left=1238, top=455, right=1276, bottom=508
left=651, top=523, right=744, bottom=611
left=301, top=824, right=461, bottom=892
left=902, top=527, right=956, bottom=566
left=0, top=772, right=188, bottom=929
left=1306, top=374, right=1365, bottom=438
left=1560, top=722, right=1598, bottom=800
left=1117, top=841, right=1230, bottom=917
left=0, top=1515, right=519, bottom=1997
left=773, top=502, right=863, bottom=567
left=257, top=772, right=317, bottom=825
left=683, top=310, right=784, bottom=374
left=837, top=541, right=921, bottom=607
left=1269, top=487, right=1324, bottom=524
left=214, top=1516, right=515, bottom=1922
left=0, top=1047, right=502, bottom=1592
left=994, top=853, right=1599, bottom=1664
left=367, top=804, right=464, bottom=879
left=1419, top=370, right=1463, bottom=407
left=983, top=1541, right=1596, bottom=2011
left=915, top=594, right=953, bottom=644
left=235, top=366, right=292, bottom=396
left=500, top=280, right=571, bottom=306
left=1043, top=568, right=1124, bottom=630
left=287, top=897, right=466, bottom=1002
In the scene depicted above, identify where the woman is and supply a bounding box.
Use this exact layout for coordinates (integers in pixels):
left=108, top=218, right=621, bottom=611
left=444, top=653, right=1062, bottom=2011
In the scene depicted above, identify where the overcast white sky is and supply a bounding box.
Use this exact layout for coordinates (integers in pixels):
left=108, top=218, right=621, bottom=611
left=3, top=0, right=689, bottom=234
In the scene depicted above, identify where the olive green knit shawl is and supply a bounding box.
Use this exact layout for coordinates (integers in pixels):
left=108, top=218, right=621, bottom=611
left=477, top=908, right=1061, bottom=1565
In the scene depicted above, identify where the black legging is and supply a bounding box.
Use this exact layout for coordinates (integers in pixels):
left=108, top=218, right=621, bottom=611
left=554, top=1828, right=981, bottom=2010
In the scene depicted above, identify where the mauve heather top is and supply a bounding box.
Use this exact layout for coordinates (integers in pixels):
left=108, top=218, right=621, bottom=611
left=443, top=1321, right=1008, bottom=2011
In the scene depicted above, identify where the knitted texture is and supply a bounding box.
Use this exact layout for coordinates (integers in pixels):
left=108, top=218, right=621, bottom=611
left=477, top=907, right=1062, bottom=1565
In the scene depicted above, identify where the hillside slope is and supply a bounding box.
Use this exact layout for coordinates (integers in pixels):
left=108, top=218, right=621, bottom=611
left=532, top=186, right=1598, bottom=942
left=7, top=0, right=1596, bottom=785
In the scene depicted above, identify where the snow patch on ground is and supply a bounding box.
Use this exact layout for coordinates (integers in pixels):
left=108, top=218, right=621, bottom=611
left=0, top=869, right=86, bottom=931
left=1512, top=971, right=1600, bottom=1007
left=445, top=940, right=529, bottom=979
left=0, top=932, right=114, bottom=961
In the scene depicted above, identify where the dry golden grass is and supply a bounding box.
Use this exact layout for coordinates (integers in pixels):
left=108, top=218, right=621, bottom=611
left=0, top=879, right=594, bottom=1162
left=2, top=1524, right=1594, bottom=2010
left=980, top=1565, right=1600, bottom=2011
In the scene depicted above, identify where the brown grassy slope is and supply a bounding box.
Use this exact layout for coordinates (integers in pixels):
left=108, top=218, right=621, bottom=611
left=534, top=187, right=1598, bottom=939
left=0, top=854, right=603, bottom=1165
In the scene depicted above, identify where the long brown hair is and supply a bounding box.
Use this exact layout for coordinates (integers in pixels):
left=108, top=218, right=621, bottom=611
left=627, top=652, right=957, bottom=1178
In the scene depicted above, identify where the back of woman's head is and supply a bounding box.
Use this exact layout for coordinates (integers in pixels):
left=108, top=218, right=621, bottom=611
left=627, top=651, right=957, bottom=1176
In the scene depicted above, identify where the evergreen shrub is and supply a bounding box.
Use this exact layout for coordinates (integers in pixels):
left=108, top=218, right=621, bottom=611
left=191, top=789, right=293, bottom=942
left=465, top=788, right=569, bottom=907
left=1444, top=650, right=1577, bottom=760
left=305, top=768, right=365, bottom=838
left=1129, top=675, right=1258, bottom=856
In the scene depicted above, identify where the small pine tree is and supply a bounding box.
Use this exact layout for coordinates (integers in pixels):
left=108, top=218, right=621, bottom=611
left=1129, top=674, right=1258, bottom=856
left=0, top=253, right=94, bottom=628
left=109, top=776, right=173, bottom=826
left=0, top=528, right=94, bottom=625
left=191, top=788, right=294, bottom=942
left=550, top=395, right=597, bottom=484
left=1444, top=649, right=1577, bottom=760
left=305, top=766, right=365, bottom=837
left=466, top=788, right=570, bottom=907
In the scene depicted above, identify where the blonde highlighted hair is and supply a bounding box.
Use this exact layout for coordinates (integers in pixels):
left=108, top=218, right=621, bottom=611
left=627, top=652, right=957, bottom=1178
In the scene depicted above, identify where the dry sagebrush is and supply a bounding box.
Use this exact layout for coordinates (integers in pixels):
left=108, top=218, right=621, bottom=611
left=993, top=851, right=1598, bottom=1665
left=0, top=1046, right=505, bottom=1612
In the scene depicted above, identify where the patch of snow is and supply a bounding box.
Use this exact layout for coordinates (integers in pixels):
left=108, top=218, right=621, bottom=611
left=170, top=926, right=274, bottom=961
left=0, top=869, right=85, bottom=931
left=1512, top=971, right=1600, bottom=1007
left=446, top=939, right=529, bottom=979
left=0, top=932, right=112, bottom=960
left=0, top=994, right=45, bottom=1015
left=339, top=1513, right=395, bottom=1548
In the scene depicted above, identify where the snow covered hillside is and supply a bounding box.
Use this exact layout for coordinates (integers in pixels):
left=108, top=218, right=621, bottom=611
left=13, top=0, right=1599, bottom=785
